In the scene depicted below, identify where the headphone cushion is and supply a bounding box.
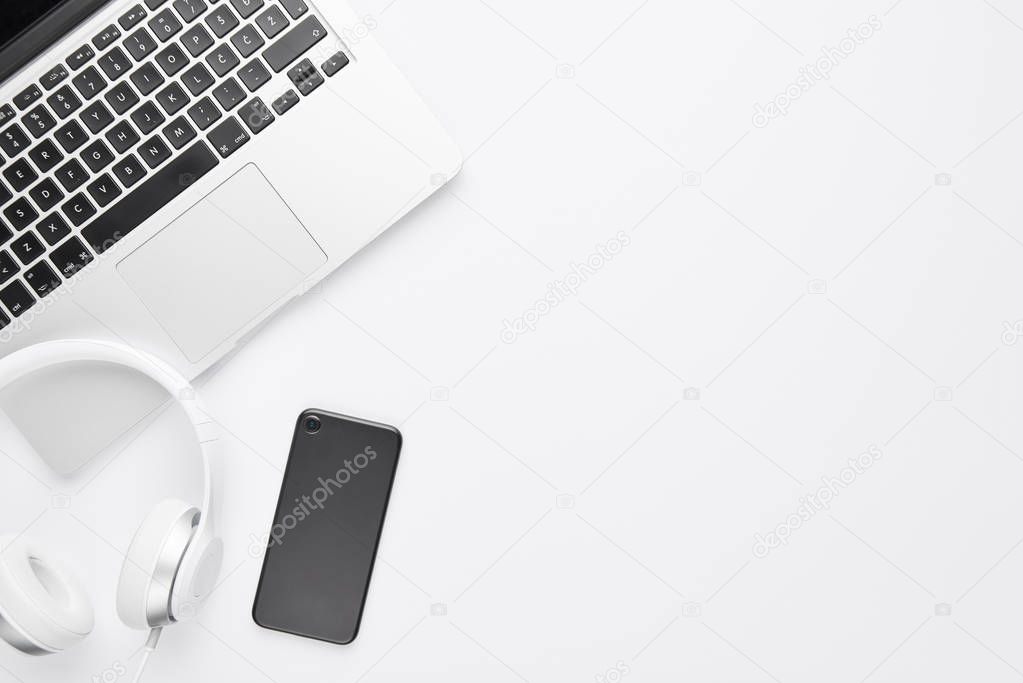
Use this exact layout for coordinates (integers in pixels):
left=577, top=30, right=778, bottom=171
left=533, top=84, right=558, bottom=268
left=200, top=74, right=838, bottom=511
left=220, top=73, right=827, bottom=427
left=117, top=499, right=197, bottom=630
left=0, top=535, right=94, bottom=653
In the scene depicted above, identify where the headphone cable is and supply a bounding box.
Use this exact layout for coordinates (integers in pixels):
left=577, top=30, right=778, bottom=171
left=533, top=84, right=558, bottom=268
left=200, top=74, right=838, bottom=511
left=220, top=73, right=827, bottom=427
left=132, top=627, right=163, bottom=683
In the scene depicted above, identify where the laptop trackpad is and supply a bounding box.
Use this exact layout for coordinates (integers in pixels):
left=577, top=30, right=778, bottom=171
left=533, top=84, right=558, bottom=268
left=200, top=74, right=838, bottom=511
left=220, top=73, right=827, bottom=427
left=118, top=164, right=327, bottom=362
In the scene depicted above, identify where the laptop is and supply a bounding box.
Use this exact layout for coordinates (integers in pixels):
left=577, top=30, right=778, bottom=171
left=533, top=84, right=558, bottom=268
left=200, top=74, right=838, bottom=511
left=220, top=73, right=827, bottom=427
left=0, top=0, right=460, bottom=472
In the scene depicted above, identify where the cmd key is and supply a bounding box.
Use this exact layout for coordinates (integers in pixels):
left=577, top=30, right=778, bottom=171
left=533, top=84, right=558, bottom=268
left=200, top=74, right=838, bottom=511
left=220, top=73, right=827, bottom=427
left=207, top=116, right=249, bottom=157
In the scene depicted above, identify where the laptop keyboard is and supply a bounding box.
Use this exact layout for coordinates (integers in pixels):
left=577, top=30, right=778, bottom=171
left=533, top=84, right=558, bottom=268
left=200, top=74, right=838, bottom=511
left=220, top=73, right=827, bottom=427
left=0, top=0, right=349, bottom=327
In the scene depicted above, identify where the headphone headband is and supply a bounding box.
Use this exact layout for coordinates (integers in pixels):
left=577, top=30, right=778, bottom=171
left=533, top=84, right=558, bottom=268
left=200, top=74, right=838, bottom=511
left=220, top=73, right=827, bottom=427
left=0, top=339, right=218, bottom=546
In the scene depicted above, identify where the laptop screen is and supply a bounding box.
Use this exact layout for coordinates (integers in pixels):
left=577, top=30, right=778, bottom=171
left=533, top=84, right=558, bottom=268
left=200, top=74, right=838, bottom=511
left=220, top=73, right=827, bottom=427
left=0, top=3, right=68, bottom=52
left=0, top=0, right=109, bottom=84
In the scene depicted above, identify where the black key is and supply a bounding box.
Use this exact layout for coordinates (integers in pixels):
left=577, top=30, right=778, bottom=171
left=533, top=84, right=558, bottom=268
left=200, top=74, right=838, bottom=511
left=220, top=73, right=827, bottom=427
left=163, top=116, right=197, bottom=148
left=47, top=86, right=83, bottom=119
left=271, top=89, right=298, bottom=115
left=106, top=120, right=141, bottom=153
left=212, top=77, right=245, bottom=109
left=79, top=100, right=115, bottom=134
left=322, top=51, right=349, bottom=77
left=288, top=59, right=323, bottom=96
left=0, top=183, right=10, bottom=207
left=145, top=0, right=169, bottom=9
left=24, top=261, right=62, bottom=297
left=67, top=45, right=96, bottom=71
left=55, top=121, right=89, bottom=153
left=50, top=237, right=94, bottom=278
left=28, top=140, right=63, bottom=173
left=98, top=47, right=133, bottom=80
left=208, top=116, right=249, bottom=157
left=40, top=64, right=70, bottom=91
left=156, top=82, right=190, bottom=115
left=54, top=159, right=89, bottom=192
left=205, top=4, right=239, bottom=37
left=0, top=280, right=35, bottom=317
left=230, top=24, right=265, bottom=58
left=81, top=139, right=116, bottom=172
left=173, top=0, right=208, bottom=23
left=0, top=105, right=16, bottom=128
left=181, top=24, right=214, bottom=56
left=131, top=101, right=166, bottom=134
left=105, top=80, right=140, bottom=114
left=278, top=0, right=308, bottom=19
left=125, top=28, right=158, bottom=61
left=93, top=25, right=123, bottom=51
left=230, top=0, right=264, bottom=19
left=156, top=43, right=189, bottom=76
left=83, top=142, right=218, bottom=253
left=255, top=6, right=289, bottom=39
left=0, top=124, right=30, bottom=156
left=0, top=251, right=18, bottom=284
left=120, top=5, right=149, bottom=30
left=87, top=173, right=122, bottom=207
left=37, top=214, right=72, bottom=246
left=130, top=63, right=165, bottom=95
left=0, top=221, right=10, bottom=245
left=11, top=230, right=44, bottom=264
left=4, top=198, right=38, bottom=231
left=71, top=66, right=107, bottom=99
left=138, top=136, right=172, bottom=168
left=240, top=96, right=274, bottom=134
left=61, top=193, right=97, bottom=227
left=237, top=59, right=271, bottom=91
left=3, top=159, right=37, bottom=193
left=187, top=96, right=221, bottom=130
left=182, top=63, right=215, bottom=95
left=14, top=85, right=42, bottom=111
left=149, top=9, right=183, bottom=42
left=0, top=305, right=10, bottom=330
left=112, top=154, right=147, bottom=188
left=263, top=16, right=326, bottom=72
left=205, top=43, right=239, bottom=76
left=28, top=178, right=63, bottom=212
left=21, top=105, right=56, bottom=138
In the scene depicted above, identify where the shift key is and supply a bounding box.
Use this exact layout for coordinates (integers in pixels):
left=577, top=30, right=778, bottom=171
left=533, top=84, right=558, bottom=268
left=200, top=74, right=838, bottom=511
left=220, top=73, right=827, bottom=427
left=262, top=16, right=327, bottom=72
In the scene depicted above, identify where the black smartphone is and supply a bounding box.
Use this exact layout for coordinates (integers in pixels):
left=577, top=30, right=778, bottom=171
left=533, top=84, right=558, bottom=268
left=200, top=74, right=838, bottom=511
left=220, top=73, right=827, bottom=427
left=252, top=410, right=402, bottom=645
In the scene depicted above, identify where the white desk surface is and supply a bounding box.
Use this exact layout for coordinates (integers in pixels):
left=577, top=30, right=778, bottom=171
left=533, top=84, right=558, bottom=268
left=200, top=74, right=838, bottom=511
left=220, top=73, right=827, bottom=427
left=5, top=0, right=1023, bottom=681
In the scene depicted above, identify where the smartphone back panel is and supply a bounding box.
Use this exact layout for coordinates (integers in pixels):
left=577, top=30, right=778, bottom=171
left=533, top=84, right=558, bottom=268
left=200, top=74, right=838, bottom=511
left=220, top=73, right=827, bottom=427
left=252, top=410, right=402, bottom=644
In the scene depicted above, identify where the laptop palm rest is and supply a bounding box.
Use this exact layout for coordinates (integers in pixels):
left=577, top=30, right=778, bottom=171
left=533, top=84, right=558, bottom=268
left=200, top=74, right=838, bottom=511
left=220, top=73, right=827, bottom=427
left=118, top=164, right=327, bottom=362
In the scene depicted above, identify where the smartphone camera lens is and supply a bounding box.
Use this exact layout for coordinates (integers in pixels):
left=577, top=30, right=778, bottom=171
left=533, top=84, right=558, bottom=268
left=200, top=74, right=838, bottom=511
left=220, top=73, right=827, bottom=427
left=304, top=416, right=322, bottom=434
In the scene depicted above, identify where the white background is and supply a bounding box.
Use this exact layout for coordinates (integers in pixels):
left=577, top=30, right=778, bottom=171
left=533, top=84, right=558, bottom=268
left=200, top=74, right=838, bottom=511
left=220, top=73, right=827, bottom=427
left=6, top=0, right=1023, bottom=681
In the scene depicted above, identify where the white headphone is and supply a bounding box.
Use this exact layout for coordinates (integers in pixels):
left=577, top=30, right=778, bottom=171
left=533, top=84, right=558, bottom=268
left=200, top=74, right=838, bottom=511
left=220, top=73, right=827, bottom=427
left=0, top=340, right=222, bottom=676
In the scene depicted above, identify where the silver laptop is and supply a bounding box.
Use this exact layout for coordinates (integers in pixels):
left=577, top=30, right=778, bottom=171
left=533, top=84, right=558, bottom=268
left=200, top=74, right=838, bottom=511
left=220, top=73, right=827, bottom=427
left=0, top=0, right=460, bottom=471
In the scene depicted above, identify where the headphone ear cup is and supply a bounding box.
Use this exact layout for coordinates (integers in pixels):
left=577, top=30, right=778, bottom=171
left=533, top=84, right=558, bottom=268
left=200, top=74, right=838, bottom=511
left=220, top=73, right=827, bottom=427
left=0, top=535, right=94, bottom=654
left=117, top=499, right=198, bottom=630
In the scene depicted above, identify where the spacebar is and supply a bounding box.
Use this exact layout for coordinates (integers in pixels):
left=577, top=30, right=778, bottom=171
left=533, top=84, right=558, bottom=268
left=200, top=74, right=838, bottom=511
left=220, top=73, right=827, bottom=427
left=83, top=142, right=219, bottom=255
